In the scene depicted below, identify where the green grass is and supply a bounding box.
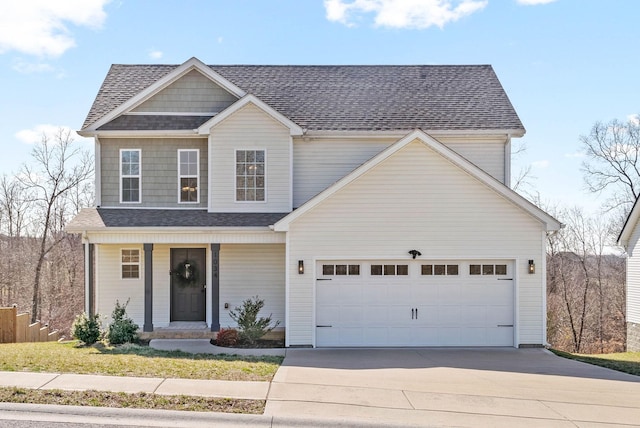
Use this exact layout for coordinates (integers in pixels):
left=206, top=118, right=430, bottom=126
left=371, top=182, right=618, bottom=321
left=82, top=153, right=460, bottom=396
left=0, top=341, right=282, bottom=381
left=551, top=349, right=640, bottom=376
left=0, top=387, right=264, bottom=413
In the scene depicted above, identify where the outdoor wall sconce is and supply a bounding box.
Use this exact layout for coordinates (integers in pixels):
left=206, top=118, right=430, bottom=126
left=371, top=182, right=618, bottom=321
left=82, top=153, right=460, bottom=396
left=408, top=250, right=422, bottom=259
left=528, top=260, right=535, bottom=274
left=298, top=260, right=304, bottom=274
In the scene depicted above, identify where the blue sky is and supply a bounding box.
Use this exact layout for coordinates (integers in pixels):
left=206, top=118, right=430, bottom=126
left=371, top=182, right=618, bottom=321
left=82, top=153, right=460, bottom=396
left=0, top=0, right=638, bottom=213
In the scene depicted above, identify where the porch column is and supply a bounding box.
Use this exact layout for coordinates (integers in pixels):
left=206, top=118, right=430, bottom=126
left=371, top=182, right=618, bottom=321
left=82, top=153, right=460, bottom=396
left=211, top=243, right=220, bottom=331
left=84, top=243, right=95, bottom=316
left=143, top=243, right=153, bottom=332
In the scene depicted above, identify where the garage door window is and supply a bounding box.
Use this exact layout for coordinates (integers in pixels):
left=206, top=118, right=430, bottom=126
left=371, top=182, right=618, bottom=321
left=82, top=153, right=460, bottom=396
left=422, top=264, right=458, bottom=275
left=470, top=264, right=508, bottom=275
left=371, top=264, right=408, bottom=275
left=323, top=264, right=360, bottom=276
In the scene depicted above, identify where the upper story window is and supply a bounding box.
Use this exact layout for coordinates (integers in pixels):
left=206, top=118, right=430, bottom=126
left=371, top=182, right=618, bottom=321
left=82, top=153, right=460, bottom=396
left=236, top=150, right=265, bottom=202
left=120, top=149, right=141, bottom=203
left=178, top=149, right=199, bottom=203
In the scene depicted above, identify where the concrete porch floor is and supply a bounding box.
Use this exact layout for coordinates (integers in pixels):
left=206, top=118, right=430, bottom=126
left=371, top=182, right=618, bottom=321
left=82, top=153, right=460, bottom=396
left=138, top=322, right=214, bottom=340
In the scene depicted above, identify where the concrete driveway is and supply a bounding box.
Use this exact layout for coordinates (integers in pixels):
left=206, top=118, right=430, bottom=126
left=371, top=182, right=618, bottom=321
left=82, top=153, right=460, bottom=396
left=265, top=348, right=640, bottom=427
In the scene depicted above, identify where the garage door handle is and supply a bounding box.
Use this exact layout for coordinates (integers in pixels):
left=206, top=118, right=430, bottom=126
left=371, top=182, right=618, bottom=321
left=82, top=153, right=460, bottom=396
left=411, top=308, right=414, bottom=319
left=497, top=278, right=513, bottom=281
left=497, top=324, right=513, bottom=327
left=316, top=325, right=332, bottom=328
left=317, top=278, right=332, bottom=281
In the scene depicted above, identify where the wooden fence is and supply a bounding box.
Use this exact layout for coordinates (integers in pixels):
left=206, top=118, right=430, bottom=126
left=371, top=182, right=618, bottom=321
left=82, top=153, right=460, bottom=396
left=0, top=306, right=59, bottom=344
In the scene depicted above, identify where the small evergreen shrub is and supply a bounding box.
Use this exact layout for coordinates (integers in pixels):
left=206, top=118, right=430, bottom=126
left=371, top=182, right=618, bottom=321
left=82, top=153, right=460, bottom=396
left=229, top=296, right=280, bottom=346
left=106, top=300, right=139, bottom=345
left=215, top=328, right=239, bottom=347
left=71, top=312, right=102, bottom=345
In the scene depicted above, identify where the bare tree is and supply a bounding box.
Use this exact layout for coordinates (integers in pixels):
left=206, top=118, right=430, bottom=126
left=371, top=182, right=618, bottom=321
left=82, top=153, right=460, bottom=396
left=511, top=140, right=537, bottom=195
left=581, top=117, right=640, bottom=213
left=19, top=129, right=93, bottom=323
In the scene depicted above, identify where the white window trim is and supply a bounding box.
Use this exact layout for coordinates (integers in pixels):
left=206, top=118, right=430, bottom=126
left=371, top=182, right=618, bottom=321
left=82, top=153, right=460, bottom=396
left=234, top=148, right=267, bottom=204
left=119, top=149, right=141, bottom=204
left=177, top=149, right=200, bottom=204
left=121, top=248, right=141, bottom=280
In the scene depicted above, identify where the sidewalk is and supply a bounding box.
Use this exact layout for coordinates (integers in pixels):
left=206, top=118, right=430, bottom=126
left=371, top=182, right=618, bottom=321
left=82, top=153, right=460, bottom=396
left=0, top=371, right=268, bottom=400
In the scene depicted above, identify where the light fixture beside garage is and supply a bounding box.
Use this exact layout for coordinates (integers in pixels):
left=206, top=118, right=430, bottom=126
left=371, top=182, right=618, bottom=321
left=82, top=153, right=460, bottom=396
left=528, top=259, right=535, bottom=274
left=298, top=260, right=304, bottom=274
left=408, top=250, right=422, bottom=259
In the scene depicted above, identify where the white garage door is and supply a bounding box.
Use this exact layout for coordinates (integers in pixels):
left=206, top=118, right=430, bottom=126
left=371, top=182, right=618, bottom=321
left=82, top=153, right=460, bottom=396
left=316, top=260, right=514, bottom=347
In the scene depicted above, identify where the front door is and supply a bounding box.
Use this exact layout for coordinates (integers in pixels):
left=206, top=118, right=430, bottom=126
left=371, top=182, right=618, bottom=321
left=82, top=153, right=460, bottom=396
left=170, top=248, right=206, bottom=321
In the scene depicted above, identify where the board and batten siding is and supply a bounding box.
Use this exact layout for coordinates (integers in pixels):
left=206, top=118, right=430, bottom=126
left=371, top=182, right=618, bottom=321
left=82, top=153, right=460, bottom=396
left=285, top=139, right=546, bottom=347
left=292, top=136, right=508, bottom=208
left=626, top=221, right=640, bottom=324
left=218, top=244, right=286, bottom=329
left=100, top=138, right=208, bottom=208
left=209, top=103, right=291, bottom=212
left=132, top=70, right=237, bottom=113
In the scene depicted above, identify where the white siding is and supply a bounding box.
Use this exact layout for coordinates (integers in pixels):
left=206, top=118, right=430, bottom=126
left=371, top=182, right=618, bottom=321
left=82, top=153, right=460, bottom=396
left=627, top=222, right=640, bottom=324
left=293, top=138, right=394, bottom=207
left=292, top=136, right=508, bottom=208
left=219, top=244, right=286, bottom=329
left=286, top=140, right=546, bottom=346
left=209, top=104, right=291, bottom=212
left=95, top=244, right=145, bottom=327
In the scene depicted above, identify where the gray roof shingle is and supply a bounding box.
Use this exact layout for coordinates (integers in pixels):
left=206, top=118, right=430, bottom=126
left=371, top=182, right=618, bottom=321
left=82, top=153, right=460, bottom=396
left=66, top=208, right=288, bottom=230
left=82, top=64, right=524, bottom=132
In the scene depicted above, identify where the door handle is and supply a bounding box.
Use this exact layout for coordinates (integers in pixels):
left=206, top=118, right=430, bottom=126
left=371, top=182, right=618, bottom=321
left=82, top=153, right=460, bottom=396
left=411, top=308, right=414, bottom=319
left=415, top=308, right=418, bottom=319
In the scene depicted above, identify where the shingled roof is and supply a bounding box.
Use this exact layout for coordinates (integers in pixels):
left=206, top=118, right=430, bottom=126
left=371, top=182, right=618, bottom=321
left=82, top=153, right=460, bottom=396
left=83, top=64, right=524, bottom=133
left=66, top=208, right=289, bottom=231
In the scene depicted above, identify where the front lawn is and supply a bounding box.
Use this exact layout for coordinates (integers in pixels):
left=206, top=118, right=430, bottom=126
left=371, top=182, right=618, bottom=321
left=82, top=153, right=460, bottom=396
left=551, top=349, right=640, bottom=376
left=0, top=341, right=282, bottom=381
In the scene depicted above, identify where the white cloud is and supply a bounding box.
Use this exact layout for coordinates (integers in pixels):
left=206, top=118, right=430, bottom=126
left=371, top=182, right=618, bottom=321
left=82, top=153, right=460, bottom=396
left=531, top=160, right=550, bottom=169
left=564, top=151, right=585, bottom=159
left=15, top=124, right=90, bottom=145
left=324, top=0, right=488, bottom=29
left=516, top=0, right=557, bottom=5
left=12, top=58, right=54, bottom=74
left=148, top=50, right=163, bottom=60
left=217, top=36, right=224, bottom=44
left=628, top=114, right=640, bottom=125
left=0, top=0, right=110, bottom=57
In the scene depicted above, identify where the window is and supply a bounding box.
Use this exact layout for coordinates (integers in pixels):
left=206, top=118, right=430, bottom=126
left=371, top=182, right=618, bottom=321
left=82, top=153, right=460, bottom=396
left=120, top=149, right=141, bottom=203
left=178, top=149, right=199, bottom=203
left=236, top=150, right=265, bottom=202
left=121, top=249, right=140, bottom=279
left=470, top=264, right=508, bottom=276
left=423, top=264, right=459, bottom=276
left=323, top=264, right=360, bottom=276
left=371, top=264, right=408, bottom=276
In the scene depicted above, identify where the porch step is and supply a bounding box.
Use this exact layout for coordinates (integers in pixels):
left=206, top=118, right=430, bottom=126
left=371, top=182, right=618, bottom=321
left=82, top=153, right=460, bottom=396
left=139, top=322, right=214, bottom=340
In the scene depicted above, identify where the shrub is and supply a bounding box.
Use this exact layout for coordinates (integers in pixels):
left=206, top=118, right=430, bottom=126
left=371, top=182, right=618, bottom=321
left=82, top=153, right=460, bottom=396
left=215, top=327, right=239, bottom=347
left=71, top=312, right=102, bottom=345
left=229, top=296, right=280, bottom=346
left=106, top=300, right=139, bottom=345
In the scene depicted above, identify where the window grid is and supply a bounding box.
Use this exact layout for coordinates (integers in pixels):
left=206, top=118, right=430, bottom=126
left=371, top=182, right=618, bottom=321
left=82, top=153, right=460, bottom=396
left=178, top=149, right=199, bottom=203
left=121, top=249, right=140, bottom=279
left=120, top=149, right=141, bottom=203
left=236, top=150, right=265, bottom=202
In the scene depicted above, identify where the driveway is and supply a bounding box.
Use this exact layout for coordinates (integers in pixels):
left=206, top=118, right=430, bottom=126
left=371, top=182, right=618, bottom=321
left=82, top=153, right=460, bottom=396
left=265, top=348, right=640, bottom=427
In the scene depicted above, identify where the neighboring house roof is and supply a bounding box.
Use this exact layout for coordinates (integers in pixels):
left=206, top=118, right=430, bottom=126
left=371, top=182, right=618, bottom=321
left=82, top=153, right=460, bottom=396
left=82, top=59, right=525, bottom=133
left=618, top=195, right=640, bottom=248
left=66, top=208, right=289, bottom=231
left=274, top=130, right=561, bottom=232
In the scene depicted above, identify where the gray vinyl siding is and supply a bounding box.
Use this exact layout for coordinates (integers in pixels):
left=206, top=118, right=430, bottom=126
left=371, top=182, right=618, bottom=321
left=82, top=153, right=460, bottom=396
left=286, top=139, right=546, bottom=346
left=100, top=138, right=208, bottom=208
left=132, top=70, right=237, bottom=113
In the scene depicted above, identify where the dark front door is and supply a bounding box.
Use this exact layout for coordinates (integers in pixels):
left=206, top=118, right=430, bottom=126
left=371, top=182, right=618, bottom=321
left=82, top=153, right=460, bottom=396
left=170, top=248, right=206, bottom=321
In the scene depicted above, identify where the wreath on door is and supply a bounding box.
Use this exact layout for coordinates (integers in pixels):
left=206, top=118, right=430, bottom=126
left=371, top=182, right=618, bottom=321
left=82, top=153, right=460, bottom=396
left=174, top=260, right=198, bottom=287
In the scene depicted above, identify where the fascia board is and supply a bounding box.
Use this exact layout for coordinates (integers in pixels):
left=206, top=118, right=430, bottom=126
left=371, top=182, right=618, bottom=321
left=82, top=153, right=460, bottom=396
left=77, top=130, right=200, bottom=138
left=274, top=129, right=559, bottom=232
left=198, top=94, right=303, bottom=136
left=84, top=57, right=246, bottom=132
left=618, top=195, right=640, bottom=248
left=303, top=129, right=525, bottom=139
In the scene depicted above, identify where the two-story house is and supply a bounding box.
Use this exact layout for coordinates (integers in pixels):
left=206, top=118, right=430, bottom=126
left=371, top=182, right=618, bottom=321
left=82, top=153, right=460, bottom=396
left=67, top=57, right=561, bottom=348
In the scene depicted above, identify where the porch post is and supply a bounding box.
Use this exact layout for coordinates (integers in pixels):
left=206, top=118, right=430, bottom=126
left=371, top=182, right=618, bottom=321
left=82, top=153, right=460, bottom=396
left=88, top=243, right=95, bottom=316
left=143, top=243, right=153, bottom=332
left=211, top=243, right=220, bottom=331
